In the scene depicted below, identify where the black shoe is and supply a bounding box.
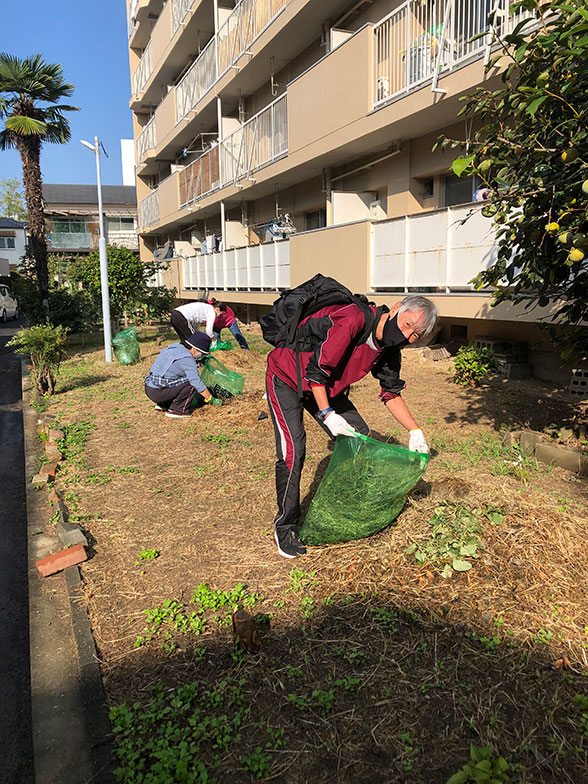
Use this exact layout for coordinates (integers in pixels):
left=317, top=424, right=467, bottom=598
left=274, top=528, right=307, bottom=559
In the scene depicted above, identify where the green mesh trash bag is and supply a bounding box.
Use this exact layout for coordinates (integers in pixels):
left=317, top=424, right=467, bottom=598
left=300, top=434, right=429, bottom=545
left=199, top=355, right=245, bottom=399
left=112, top=327, right=141, bottom=365
left=210, top=339, right=233, bottom=352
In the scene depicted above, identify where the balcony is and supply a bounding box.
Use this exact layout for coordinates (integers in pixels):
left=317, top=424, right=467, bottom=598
left=373, top=0, right=533, bottom=108
left=48, top=233, right=93, bottom=251
left=132, top=40, right=152, bottom=96
left=171, top=0, right=195, bottom=36
left=371, top=203, right=497, bottom=292
left=182, top=238, right=290, bottom=291
left=175, top=34, right=217, bottom=120
left=179, top=144, right=220, bottom=207
left=217, top=0, right=287, bottom=75
left=136, top=116, right=156, bottom=164
left=138, top=189, right=160, bottom=228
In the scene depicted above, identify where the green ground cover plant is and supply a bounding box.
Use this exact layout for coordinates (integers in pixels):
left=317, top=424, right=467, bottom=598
left=453, top=344, right=496, bottom=387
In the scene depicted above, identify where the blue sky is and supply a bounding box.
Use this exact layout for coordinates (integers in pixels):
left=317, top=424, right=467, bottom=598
left=1, top=0, right=134, bottom=187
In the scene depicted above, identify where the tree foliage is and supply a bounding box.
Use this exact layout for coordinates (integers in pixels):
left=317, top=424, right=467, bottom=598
left=437, top=0, right=588, bottom=357
left=0, top=53, right=78, bottom=302
left=0, top=176, right=27, bottom=220
left=8, top=322, right=68, bottom=396
left=69, top=245, right=168, bottom=328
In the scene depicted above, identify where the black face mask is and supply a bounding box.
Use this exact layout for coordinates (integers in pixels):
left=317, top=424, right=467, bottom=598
left=382, top=314, right=409, bottom=348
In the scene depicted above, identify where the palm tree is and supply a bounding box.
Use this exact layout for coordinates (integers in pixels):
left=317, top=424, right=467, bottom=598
left=0, top=53, right=78, bottom=303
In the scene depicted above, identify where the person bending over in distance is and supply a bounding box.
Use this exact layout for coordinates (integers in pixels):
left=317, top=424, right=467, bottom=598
left=266, top=294, right=437, bottom=558
left=170, top=299, right=216, bottom=343
left=144, top=332, right=221, bottom=419
left=209, top=298, right=250, bottom=350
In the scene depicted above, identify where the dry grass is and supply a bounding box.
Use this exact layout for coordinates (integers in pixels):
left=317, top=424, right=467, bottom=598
left=45, top=325, right=588, bottom=782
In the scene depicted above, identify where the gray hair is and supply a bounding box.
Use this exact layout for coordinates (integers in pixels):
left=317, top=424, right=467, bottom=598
left=397, top=295, right=438, bottom=337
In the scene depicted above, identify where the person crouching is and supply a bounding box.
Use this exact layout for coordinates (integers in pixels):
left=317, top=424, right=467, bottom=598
left=144, top=332, right=220, bottom=418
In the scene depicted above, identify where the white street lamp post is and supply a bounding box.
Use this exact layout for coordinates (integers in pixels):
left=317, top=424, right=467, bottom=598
left=80, top=136, right=112, bottom=362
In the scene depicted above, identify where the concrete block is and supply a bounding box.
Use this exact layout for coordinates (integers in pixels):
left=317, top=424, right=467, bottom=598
left=36, top=544, right=87, bottom=577
left=502, top=431, right=521, bottom=449
left=535, top=443, right=581, bottom=473
left=56, top=518, right=88, bottom=549
left=520, top=431, right=543, bottom=455
left=31, top=473, right=49, bottom=487
left=39, top=461, right=59, bottom=479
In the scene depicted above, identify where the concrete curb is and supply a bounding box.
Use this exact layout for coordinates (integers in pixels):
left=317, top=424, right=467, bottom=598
left=505, top=429, right=588, bottom=475
left=22, top=360, right=115, bottom=783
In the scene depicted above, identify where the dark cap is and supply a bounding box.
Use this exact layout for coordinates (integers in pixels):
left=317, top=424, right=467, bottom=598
left=185, top=332, right=211, bottom=354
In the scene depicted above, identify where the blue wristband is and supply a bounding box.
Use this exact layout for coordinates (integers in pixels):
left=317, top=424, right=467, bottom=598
left=317, top=407, right=333, bottom=422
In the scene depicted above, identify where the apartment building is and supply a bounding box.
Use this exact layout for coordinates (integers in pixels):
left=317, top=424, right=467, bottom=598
left=43, top=184, right=138, bottom=255
left=127, top=0, right=566, bottom=380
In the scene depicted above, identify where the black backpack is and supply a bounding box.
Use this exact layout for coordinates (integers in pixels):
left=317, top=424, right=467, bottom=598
left=260, top=274, right=375, bottom=396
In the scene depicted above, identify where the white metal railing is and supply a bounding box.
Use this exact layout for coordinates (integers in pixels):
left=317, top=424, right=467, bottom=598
left=128, top=0, right=139, bottom=36
left=172, top=0, right=193, bottom=35
left=182, top=239, right=290, bottom=292
left=371, top=203, right=497, bottom=291
left=175, top=35, right=217, bottom=120
left=218, top=0, right=286, bottom=75
left=179, top=144, right=220, bottom=206
left=136, top=116, right=156, bottom=163
left=139, top=190, right=160, bottom=228
left=373, top=0, right=533, bottom=107
left=221, top=94, right=287, bottom=186
left=133, top=40, right=152, bottom=95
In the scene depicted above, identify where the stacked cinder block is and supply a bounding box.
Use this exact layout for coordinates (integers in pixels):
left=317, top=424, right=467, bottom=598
left=474, top=337, right=532, bottom=379
left=569, top=368, right=588, bottom=399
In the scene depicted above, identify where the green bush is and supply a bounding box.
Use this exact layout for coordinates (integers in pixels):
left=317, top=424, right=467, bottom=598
left=8, top=323, right=68, bottom=396
left=453, top=344, right=495, bottom=387
left=130, top=285, right=177, bottom=325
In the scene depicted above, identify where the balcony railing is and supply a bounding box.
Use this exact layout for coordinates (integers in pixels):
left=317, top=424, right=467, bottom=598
left=220, top=94, right=287, bottom=186
left=139, top=190, right=160, bottom=227
left=373, top=0, right=532, bottom=107
left=182, top=239, right=290, bottom=291
left=179, top=144, right=220, bottom=207
left=136, top=116, right=156, bottom=163
left=175, top=35, right=217, bottom=120
left=48, top=233, right=93, bottom=250
left=371, top=203, right=497, bottom=291
left=171, top=0, right=193, bottom=36
left=217, top=0, right=286, bottom=74
left=175, top=0, right=286, bottom=122
left=133, top=40, right=152, bottom=95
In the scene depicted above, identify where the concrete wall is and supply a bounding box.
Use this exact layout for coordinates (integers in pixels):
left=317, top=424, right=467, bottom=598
left=0, top=228, right=26, bottom=268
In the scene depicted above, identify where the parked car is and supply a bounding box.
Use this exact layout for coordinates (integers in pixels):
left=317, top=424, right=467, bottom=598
left=0, top=284, right=18, bottom=321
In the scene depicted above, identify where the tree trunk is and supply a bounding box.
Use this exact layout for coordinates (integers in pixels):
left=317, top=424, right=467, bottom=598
left=18, top=136, right=49, bottom=304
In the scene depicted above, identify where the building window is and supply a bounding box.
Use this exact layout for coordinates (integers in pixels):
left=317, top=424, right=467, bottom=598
left=0, top=237, right=16, bottom=249
left=107, top=217, right=136, bottom=232
left=53, top=219, right=86, bottom=233
left=443, top=174, right=482, bottom=207
left=305, top=209, right=326, bottom=231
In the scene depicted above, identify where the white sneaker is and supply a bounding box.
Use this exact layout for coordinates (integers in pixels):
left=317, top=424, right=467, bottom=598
left=154, top=404, right=167, bottom=412
left=165, top=410, right=191, bottom=419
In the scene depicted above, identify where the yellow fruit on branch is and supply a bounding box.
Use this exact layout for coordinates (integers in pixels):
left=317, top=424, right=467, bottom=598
left=561, top=148, right=578, bottom=163
left=568, top=247, right=585, bottom=263
left=545, top=222, right=559, bottom=234
left=582, top=180, right=588, bottom=195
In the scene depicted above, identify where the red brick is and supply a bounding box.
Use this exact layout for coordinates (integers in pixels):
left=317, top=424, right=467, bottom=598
left=36, top=544, right=87, bottom=577
left=40, top=462, right=59, bottom=479
left=31, top=473, right=49, bottom=487
left=45, top=442, right=62, bottom=461
left=48, top=429, right=65, bottom=441
left=48, top=487, right=63, bottom=505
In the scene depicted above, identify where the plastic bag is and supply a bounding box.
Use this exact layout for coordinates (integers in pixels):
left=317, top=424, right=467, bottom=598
left=199, top=356, right=244, bottom=398
left=210, top=339, right=233, bottom=352
left=300, top=434, right=429, bottom=545
left=112, top=327, right=141, bottom=365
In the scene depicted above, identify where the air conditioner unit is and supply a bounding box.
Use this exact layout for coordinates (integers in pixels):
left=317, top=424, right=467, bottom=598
left=376, top=76, right=390, bottom=102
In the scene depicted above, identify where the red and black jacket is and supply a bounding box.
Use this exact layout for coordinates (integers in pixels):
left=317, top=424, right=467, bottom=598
left=266, top=303, right=405, bottom=402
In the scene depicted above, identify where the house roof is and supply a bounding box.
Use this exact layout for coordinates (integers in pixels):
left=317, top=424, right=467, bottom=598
left=0, top=217, right=27, bottom=228
left=42, top=184, right=137, bottom=206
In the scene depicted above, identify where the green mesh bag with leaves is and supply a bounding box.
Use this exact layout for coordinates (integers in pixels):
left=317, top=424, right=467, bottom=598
left=300, top=434, right=429, bottom=545
left=112, top=327, right=141, bottom=365
left=199, top=355, right=245, bottom=398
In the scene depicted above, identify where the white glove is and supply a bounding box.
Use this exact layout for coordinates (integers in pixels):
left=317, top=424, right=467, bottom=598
left=408, top=428, right=429, bottom=453
left=324, top=412, right=358, bottom=438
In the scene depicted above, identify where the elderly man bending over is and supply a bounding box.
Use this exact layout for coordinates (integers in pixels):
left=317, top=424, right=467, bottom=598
left=266, top=294, right=437, bottom=559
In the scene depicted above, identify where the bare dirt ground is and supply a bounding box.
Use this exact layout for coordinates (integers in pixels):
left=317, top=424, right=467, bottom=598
left=44, top=325, right=588, bottom=783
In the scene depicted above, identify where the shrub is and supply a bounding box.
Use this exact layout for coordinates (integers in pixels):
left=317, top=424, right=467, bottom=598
left=8, top=323, right=68, bottom=396
left=453, top=344, right=495, bottom=387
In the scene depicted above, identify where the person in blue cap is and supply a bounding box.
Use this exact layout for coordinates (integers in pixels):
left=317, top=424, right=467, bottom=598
left=144, top=332, right=222, bottom=418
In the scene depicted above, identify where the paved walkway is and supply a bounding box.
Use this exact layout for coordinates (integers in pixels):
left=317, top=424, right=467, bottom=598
left=0, top=316, right=34, bottom=783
